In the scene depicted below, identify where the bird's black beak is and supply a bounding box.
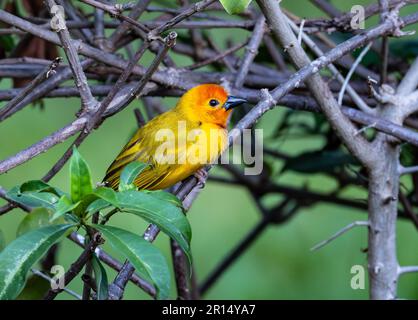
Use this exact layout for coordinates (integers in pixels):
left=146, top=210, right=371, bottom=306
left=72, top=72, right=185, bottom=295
left=223, top=96, right=247, bottom=111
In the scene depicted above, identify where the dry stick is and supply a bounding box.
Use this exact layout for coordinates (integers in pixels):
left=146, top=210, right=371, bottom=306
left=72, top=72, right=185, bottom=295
left=21, top=19, right=255, bottom=31
left=0, top=11, right=186, bottom=90
left=0, top=186, right=31, bottom=213
left=0, top=10, right=416, bottom=177
left=2, top=9, right=417, bottom=93
left=400, top=165, right=418, bottom=175
left=58, top=0, right=94, bottom=45
left=184, top=41, right=247, bottom=70
left=147, top=0, right=216, bottom=40
left=398, top=266, right=418, bottom=276
left=309, top=0, right=342, bottom=17
left=337, top=42, right=373, bottom=106
left=0, top=57, right=61, bottom=121
left=0, top=117, right=87, bottom=175
left=234, top=15, right=265, bottom=88
left=263, top=35, right=288, bottom=71
left=93, top=1, right=105, bottom=49
left=31, top=269, right=82, bottom=300
left=397, top=57, right=418, bottom=95
left=69, top=232, right=156, bottom=297
left=257, top=0, right=375, bottom=166
left=43, top=233, right=104, bottom=300
left=104, top=32, right=177, bottom=120
left=310, top=221, right=370, bottom=252
left=45, top=0, right=97, bottom=113
left=170, top=239, right=191, bottom=300
left=285, top=17, right=374, bottom=114
left=313, top=32, right=379, bottom=81
left=0, top=59, right=95, bottom=122
left=86, top=40, right=150, bottom=130
left=309, top=0, right=405, bottom=63
left=106, top=0, right=152, bottom=48
left=379, top=0, right=390, bottom=85
left=205, top=37, right=236, bottom=72
left=79, top=0, right=150, bottom=37
left=80, top=0, right=173, bottom=70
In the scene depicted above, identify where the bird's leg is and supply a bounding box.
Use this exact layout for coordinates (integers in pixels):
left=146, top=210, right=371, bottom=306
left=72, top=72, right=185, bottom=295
left=194, top=168, right=208, bottom=188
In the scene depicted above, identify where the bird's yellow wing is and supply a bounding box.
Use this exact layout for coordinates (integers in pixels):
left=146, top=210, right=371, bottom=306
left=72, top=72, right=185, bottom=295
left=103, top=130, right=171, bottom=190
left=104, top=112, right=196, bottom=190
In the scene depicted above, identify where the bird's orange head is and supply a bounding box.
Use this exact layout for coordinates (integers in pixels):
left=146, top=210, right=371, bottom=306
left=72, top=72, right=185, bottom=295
left=176, top=84, right=247, bottom=128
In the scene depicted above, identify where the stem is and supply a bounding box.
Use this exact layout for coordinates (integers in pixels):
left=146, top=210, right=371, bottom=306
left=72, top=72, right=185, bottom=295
left=368, top=139, right=400, bottom=300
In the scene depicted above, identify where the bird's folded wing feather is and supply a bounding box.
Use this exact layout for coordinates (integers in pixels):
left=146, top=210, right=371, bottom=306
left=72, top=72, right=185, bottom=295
left=104, top=112, right=193, bottom=190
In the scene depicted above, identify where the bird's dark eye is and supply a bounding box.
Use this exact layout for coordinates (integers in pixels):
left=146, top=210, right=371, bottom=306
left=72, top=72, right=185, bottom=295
left=209, top=99, right=219, bottom=107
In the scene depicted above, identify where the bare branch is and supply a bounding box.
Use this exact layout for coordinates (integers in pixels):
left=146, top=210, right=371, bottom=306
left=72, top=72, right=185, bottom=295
left=398, top=266, right=418, bottom=276
left=44, top=233, right=104, bottom=300
left=397, top=58, right=418, bottom=95
left=256, top=0, right=374, bottom=167
left=45, top=0, right=98, bottom=113
left=0, top=57, right=61, bottom=121
left=338, top=42, right=373, bottom=106
left=31, top=269, right=82, bottom=300
left=311, top=221, right=369, bottom=251
left=234, top=15, right=265, bottom=88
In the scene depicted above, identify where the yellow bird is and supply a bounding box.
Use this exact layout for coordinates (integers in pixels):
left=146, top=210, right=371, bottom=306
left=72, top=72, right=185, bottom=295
left=104, top=84, right=246, bottom=190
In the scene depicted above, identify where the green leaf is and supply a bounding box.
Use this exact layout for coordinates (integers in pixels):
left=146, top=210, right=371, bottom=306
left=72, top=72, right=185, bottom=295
left=117, top=190, right=191, bottom=263
left=0, top=224, right=75, bottom=300
left=70, top=146, right=93, bottom=203
left=219, top=0, right=252, bottom=14
left=93, top=225, right=169, bottom=300
left=92, top=255, right=108, bottom=300
left=20, top=180, right=50, bottom=193
left=119, top=162, right=149, bottom=191
left=94, top=187, right=119, bottom=207
left=73, top=194, right=98, bottom=218
left=7, top=187, right=59, bottom=210
left=17, top=208, right=56, bottom=237
left=86, top=199, right=111, bottom=213
left=50, top=195, right=80, bottom=222
left=282, top=150, right=358, bottom=174
left=20, top=180, right=63, bottom=197
left=145, top=190, right=183, bottom=207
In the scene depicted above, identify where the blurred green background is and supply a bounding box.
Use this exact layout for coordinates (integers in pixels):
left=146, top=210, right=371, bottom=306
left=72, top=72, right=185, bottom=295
left=1, top=0, right=418, bottom=299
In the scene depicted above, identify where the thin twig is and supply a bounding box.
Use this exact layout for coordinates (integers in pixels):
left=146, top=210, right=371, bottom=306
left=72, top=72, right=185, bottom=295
left=45, top=0, right=97, bottom=113
left=338, top=42, right=373, bottom=106
left=31, top=269, right=82, bottom=300
left=398, top=266, right=418, bottom=276
left=311, top=221, right=369, bottom=251
left=147, top=0, right=216, bottom=40
left=234, top=15, right=265, bottom=88
left=170, top=239, right=191, bottom=300
left=43, top=233, right=104, bottom=300
left=0, top=57, right=61, bottom=121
